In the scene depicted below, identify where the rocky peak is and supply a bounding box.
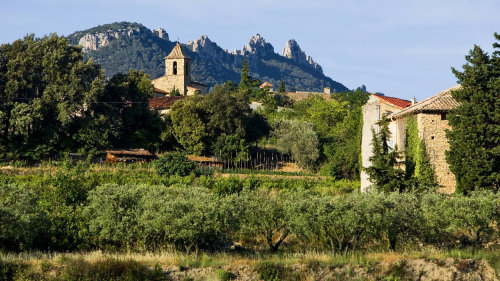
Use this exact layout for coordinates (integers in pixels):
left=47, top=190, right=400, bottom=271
left=282, top=39, right=323, bottom=73
left=188, top=35, right=218, bottom=56
left=241, top=34, right=275, bottom=57
left=77, top=25, right=147, bottom=52
left=153, top=28, right=169, bottom=40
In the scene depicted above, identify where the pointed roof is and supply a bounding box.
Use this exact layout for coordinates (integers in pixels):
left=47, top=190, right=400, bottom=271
left=372, top=94, right=412, bottom=109
left=260, top=81, right=274, bottom=88
left=165, top=42, right=191, bottom=60
left=392, top=85, right=461, bottom=118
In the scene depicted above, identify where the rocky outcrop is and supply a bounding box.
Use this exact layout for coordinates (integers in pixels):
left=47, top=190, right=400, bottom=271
left=153, top=28, right=169, bottom=40
left=282, top=39, right=323, bottom=73
left=241, top=34, right=275, bottom=57
left=188, top=35, right=223, bottom=58
left=78, top=26, right=147, bottom=52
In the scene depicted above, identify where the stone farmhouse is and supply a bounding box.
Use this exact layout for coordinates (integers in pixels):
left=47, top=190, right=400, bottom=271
left=361, top=85, right=461, bottom=193
left=152, top=42, right=208, bottom=96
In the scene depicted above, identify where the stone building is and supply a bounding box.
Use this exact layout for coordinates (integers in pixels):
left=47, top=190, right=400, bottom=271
left=390, top=85, right=461, bottom=193
left=361, top=94, right=412, bottom=192
left=361, top=86, right=461, bottom=193
left=152, top=42, right=208, bottom=96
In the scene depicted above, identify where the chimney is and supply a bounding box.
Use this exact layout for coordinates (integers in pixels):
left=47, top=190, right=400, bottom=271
left=324, top=87, right=331, bottom=94
left=411, top=97, right=416, bottom=106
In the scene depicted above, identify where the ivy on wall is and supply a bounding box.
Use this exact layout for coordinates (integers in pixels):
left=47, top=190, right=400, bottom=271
left=404, top=116, right=439, bottom=191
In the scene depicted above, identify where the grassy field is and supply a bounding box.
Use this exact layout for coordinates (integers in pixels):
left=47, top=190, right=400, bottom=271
left=1, top=248, right=500, bottom=280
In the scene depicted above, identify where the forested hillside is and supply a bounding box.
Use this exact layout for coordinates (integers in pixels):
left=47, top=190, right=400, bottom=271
left=66, top=22, right=348, bottom=92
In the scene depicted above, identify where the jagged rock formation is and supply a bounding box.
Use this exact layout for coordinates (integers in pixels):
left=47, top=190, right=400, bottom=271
left=241, top=34, right=275, bottom=57
left=67, top=22, right=348, bottom=92
left=282, top=39, right=322, bottom=73
left=75, top=25, right=145, bottom=52
left=153, top=28, right=169, bottom=40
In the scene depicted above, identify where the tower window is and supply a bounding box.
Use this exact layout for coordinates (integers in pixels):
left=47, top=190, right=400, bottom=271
left=173, top=62, right=177, bottom=75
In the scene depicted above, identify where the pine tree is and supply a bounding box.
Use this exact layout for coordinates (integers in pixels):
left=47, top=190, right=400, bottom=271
left=239, top=58, right=251, bottom=93
left=278, top=80, right=286, bottom=93
left=365, top=117, right=405, bottom=192
left=446, top=33, right=500, bottom=193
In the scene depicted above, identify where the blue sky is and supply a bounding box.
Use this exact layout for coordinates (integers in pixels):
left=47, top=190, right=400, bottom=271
left=1, top=0, right=499, bottom=100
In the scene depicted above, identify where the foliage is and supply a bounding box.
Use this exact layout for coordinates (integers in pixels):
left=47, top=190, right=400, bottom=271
left=99, top=69, right=163, bottom=150
left=169, top=85, right=269, bottom=156
left=140, top=186, right=240, bottom=257
left=365, top=117, right=405, bottom=192
left=60, top=257, right=166, bottom=281
left=240, top=190, right=295, bottom=253
left=446, top=33, right=500, bottom=193
left=170, top=95, right=208, bottom=155
left=84, top=184, right=145, bottom=249
left=0, top=184, right=45, bottom=251
left=216, top=269, right=233, bottom=281
left=273, top=119, right=319, bottom=169
left=404, top=116, right=439, bottom=191
left=0, top=34, right=105, bottom=160
left=154, top=152, right=196, bottom=177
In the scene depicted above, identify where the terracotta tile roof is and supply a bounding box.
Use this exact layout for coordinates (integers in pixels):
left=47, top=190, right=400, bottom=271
left=165, top=42, right=191, bottom=60
left=154, top=87, right=169, bottom=95
left=260, top=81, right=273, bottom=88
left=373, top=94, right=412, bottom=109
left=149, top=96, right=185, bottom=110
left=392, top=85, right=461, bottom=118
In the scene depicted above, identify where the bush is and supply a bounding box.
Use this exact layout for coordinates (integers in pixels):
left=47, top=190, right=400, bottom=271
left=255, top=261, right=282, bottom=281
left=0, top=184, right=46, bottom=251
left=216, top=269, right=233, bottom=281
left=61, top=257, right=167, bottom=281
left=154, top=152, right=196, bottom=177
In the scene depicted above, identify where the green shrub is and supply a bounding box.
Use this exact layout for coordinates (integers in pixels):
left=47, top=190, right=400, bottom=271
left=213, top=177, right=243, bottom=196
left=255, top=261, right=282, bottom=281
left=155, top=152, right=196, bottom=177
left=60, top=257, right=167, bottom=281
left=215, top=269, right=233, bottom=281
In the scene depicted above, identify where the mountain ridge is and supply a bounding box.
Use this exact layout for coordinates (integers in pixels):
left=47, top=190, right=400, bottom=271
left=67, top=22, right=348, bottom=92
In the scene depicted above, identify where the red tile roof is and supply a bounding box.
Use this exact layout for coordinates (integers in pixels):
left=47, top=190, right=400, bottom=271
left=373, top=94, right=411, bottom=109
left=149, top=96, right=185, bottom=110
left=260, top=82, right=273, bottom=88
left=154, top=88, right=169, bottom=95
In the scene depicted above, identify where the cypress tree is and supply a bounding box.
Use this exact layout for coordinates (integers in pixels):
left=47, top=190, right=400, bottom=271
left=278, top=80, right=286, bottom=93
left=365, top=117, right=405, bottom=192
left=446, top=33, right=500, bottom=193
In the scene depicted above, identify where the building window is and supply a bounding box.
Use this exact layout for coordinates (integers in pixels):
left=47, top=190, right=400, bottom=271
left=185, top=63, right=188, bottom=76
left=441, top=113, right=447, bottom=120
left=173, top=62, right=177, bottom=75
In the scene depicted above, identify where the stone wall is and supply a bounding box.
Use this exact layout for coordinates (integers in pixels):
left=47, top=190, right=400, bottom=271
left=416, top=113, right=456, bottom=193
left=152, top=58, right=191, bottom=95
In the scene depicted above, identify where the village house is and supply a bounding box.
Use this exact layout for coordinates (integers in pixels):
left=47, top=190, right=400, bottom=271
left=361, top=86, right=461, bottom=193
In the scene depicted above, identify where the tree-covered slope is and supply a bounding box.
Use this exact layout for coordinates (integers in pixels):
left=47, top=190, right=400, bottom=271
left=67, top=22, right=348, bottom=92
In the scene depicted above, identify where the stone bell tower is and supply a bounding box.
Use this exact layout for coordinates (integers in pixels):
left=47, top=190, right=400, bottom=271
left=152, top=42, right=208, bottom=96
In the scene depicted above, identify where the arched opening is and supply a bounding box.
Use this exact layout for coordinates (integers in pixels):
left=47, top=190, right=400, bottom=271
left=173, top=61, right=177, bottom=75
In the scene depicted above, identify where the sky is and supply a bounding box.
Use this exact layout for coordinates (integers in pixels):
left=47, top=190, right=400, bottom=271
left=1, top=0, right=499, bottom=101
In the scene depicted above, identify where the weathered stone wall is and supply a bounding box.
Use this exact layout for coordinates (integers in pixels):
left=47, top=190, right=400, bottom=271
left=152, top=58, right=191, bottom=95
left=416, top=113, right=456, bottom=193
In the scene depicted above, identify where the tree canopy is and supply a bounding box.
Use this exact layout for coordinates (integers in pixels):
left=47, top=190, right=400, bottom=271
left=446, top=33, right=500, bottom=193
